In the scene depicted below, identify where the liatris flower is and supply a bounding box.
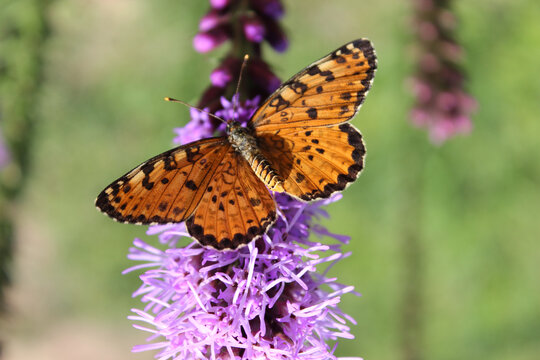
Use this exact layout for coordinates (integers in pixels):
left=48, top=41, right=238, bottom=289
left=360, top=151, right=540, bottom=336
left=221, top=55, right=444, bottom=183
left=126, top=191, right=358, bottom=360
left=127, top=95, right=361, bottom=359
left=409, top=0, right=476, bottom=144
left=125, top=1, right=361, bottom=358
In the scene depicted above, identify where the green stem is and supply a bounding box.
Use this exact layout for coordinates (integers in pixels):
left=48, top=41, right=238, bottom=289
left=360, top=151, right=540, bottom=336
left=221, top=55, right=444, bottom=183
left=399, top=134, right=430, bottom=360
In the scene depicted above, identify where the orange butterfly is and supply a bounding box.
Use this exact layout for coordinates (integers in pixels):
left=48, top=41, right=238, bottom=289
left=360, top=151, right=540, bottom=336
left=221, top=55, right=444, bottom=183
left=96, top=39, right=377, bottom=250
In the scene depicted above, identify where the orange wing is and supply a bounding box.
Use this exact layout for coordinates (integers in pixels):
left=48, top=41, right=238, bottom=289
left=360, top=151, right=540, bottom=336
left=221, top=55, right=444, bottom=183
left=249, top=39, right=376, bottom=131
left=186, top=146, right=276, bottom=250
left=95, top=137, right=229, bottom=225
left=251, top=39, right=376, bottom=201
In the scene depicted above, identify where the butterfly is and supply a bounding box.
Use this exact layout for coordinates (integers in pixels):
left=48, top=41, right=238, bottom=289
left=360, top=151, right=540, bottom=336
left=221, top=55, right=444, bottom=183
left=96, top=39, right=377, bottom=250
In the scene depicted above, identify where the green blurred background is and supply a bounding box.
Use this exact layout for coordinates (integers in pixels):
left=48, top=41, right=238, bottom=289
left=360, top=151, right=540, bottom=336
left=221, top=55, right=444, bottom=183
left=1, top=0, right=539, bottom=359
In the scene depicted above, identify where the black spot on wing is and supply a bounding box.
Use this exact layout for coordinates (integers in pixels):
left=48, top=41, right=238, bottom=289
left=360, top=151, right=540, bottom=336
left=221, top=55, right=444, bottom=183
left=290, top=80, right=308, bottom=94
left=269, top=95, right=290, bottom=111
left=250, top=198, right=261, bottom=206
left=186, top=180, right=198, bottom=190
left=340, top=92, right=352, bottom=101
left=164, top=155, right=178, bottom=170
left=158, top=201, right=168, bottom=211
left=295, top=172, right=305, bottom=183
left=142, top=177, right=154, bottom=190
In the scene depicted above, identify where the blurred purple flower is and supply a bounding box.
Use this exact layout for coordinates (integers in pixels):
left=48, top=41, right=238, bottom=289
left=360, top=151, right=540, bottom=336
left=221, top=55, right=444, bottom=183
left=410, top=0, right=476, bottom=144
left=193, top=26, right=230, bottom=53
left=215, top=94, right=261, bottom=128
left=0, top=130, right=10, bottom=169
left=209, top=57, right=241, bottom=88
left=199, top=10, right=225, bottom=32
left=210, top=67, right=232, bottom=87
left=241, top=15, right=266, bottom=43
left=173, top=107, right=215, bottom=145
left=126, top=191, right=359, bottom=360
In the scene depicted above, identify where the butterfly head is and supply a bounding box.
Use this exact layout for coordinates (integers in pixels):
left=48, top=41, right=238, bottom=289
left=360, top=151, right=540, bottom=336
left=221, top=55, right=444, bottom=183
left=227, top=121, right=256, bottom=149
left=225, top=120, right=240, bottom=134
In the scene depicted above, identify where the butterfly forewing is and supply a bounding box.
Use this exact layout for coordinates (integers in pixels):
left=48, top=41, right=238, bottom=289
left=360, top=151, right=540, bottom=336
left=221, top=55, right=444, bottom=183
left=250, top=39, right=376, bottom=131
left=96, top=137, right=229, bottom=224
left=186, top=145, right=276, bottom=250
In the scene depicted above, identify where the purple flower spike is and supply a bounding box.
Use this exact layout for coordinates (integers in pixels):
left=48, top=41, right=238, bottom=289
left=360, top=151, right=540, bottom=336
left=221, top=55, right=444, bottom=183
left=126, top=191, right=360, bottom=360
left=241, top=15, right=266, bottom=43
left=125, top=2, right=361, bottom=359
left=193, top=26, right=230, bottom=53
left=410, top=0, right=475, bottom=144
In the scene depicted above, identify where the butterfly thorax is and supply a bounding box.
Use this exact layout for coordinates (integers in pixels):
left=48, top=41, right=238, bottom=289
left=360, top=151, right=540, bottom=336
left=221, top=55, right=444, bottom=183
left=227, top=121, right=283, bottom=191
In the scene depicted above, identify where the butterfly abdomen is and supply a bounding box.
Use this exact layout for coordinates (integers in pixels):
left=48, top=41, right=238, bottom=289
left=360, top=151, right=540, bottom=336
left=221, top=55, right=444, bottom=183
left=248, top=154, right=283, bottom=191
left=227, top=121, right=284, bottom=192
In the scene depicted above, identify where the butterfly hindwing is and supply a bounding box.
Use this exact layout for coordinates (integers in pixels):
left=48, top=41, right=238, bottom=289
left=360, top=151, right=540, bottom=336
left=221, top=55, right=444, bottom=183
left=250, top=38, right=376, bottom=131
left=186, top=145, right=276, bottom=250
left=257, top=123, right=365, bottom=201
left=95, top=137, right=229, bottom=224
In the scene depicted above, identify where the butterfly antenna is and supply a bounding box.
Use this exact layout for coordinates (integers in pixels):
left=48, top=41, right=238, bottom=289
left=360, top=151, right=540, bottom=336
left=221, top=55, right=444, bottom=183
left=164, top=97, right=227, bottom=124
left=232, top=54, right=250, bottom=122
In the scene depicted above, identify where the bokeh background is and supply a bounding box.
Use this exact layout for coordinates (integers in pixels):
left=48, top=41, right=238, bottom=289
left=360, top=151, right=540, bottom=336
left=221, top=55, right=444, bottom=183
left=1, top=0, right=539, bottom=359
